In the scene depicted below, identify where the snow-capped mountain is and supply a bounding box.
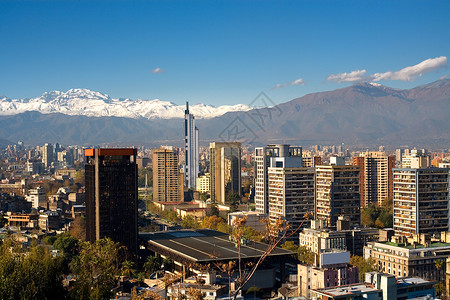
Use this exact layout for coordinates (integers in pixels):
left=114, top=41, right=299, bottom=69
left=0, top=89, right=251, bottom=119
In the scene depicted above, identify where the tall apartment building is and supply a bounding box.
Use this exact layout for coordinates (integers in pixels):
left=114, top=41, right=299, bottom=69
left=254, top=144, right=302, bottom=214
left=153, top=146, right=184, bottom=202
left=42, top=143, right=53, bottom=168
left=184, top=102, right=199, bottom=189
left=353, top=151, right=395, bottom=207
left=85, top=148, right=138, bottom=254
left=268, top=165, right=314, bottom=240
left=315, top=163, right=360, bottom=228
left=393, top=168, right=449, bottom=237
left=210, top=142, right=241, bottom=204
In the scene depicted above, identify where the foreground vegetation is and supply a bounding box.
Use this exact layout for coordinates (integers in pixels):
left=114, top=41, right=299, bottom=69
left=0, top=235, right=139, bottom=300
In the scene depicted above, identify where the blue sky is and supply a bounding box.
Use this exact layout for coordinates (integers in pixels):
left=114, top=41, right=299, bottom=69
left=1, top=0, right=449, bottom=106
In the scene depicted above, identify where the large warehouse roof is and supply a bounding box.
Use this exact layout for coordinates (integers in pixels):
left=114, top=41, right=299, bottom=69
left=140, top=229, right=293, bottom=264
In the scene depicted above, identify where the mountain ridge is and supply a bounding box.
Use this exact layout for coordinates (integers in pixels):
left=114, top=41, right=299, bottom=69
left=1, top=79, right=449, bottom=147
left=0, top=88, right=251, bottom=120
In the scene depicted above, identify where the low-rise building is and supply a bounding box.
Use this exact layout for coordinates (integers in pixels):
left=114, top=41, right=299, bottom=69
left=311, top=272, right=437, bottom=300
left=25, top=187, right=46, bottom=209
left=364, top=239, right=450, bottom=281
left=299, top=219, right=383, bottom=257
left=365, top=272, right=437, bottom=300
left=298, top=249, right=358, bottom=298
left=167, top=283, right=226, bottom=300
left=6, top=213, right=38, bottom=229
left=38, top=211, right=61, bottom=231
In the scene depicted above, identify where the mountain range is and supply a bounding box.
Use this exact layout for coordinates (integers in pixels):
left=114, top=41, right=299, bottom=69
left=0, top=89, right=250, bottom=119
left=0, top=79, right=449, bottom=147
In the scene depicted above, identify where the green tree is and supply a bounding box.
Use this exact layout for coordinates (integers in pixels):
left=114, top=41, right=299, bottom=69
left=121, top=260, right=136, bottom=277
left=144, top=255, right=162, bottom=275
left=209, top=201, right=219, bottom=217
left=42, top=235, right=58, bottom=245
left=0, top=238, right=67, bottom=299
left=298, top=246, right=315, bottom=265
left=350, top=255, right=376, bottom=281
left=226, top=193, right=241, bottom=212
left=69, top=238, right=124, bottom=300
left=281, top=241, right=298, bottom=253
left=181, top=215, right=200, bottom=229
left=163, top=258, right=174, bottom=272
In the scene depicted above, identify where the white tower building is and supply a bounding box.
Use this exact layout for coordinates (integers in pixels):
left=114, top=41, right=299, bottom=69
left=184, top=102, right=199, bottom=189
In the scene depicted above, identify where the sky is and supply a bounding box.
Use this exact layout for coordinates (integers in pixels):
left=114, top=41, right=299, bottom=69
left=1, top=0, right=449, bottom=106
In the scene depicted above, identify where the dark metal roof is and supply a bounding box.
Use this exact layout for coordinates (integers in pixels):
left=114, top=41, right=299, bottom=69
left=140, top=229, right=293, bottom=263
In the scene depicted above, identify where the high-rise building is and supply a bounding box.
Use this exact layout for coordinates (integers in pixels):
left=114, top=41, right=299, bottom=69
left=254, top=144, right=302, bottom=214
left=209, top=142, right=241, bottom=204
left=315, top=163, right=360, bottom=228
left=184, top=102, right=199, bottom=189
left=42, top=143, right=53, bottom=168
left=153, top=146, right=184, bottom=202
left=353, top=151, right=395, bottom=207
left=85, top=148, right=138, bottom=254
left=268, top=165, right=314, bottom=240
left=402, top=149, right=431, bottom=168
left=393, top=168, right=449, bottom=237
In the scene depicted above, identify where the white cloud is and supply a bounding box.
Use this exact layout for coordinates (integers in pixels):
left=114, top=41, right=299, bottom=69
left=371, top=56, right=448, bottom=82
left=327, top=69, right=367, bottom=83
left=152, top=67, right=164, bottom=74
left=273, top=77, right=305, bottom=89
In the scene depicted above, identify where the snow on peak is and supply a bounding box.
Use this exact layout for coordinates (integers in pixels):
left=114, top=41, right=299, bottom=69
left=0, top=89, right=251, bottom=119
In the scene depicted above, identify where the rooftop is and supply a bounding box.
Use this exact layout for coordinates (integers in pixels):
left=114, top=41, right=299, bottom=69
left=313, top=283, right=381, bottom=297
left=384, top=241, right=450, bottom=249
left=140, top=229, right=293, bottom=263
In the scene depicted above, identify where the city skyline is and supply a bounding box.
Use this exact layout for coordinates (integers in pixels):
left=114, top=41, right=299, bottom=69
left=1, top=0, right=449, bottom=106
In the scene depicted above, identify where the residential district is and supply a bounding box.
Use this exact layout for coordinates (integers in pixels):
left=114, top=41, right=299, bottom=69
left=1, top=105, right=450, bottom=300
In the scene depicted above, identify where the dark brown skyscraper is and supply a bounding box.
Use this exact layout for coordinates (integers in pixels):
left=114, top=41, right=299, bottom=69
left=85, top=148, right=138, bottom=254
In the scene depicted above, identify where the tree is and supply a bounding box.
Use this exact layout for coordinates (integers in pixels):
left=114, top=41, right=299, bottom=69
left=298, top=246, right=315, bottom=265
left=121, top=260, right=136, bottom=277
left=209, top=201, right=219, bottom=217
left=53, top=234, right=80, bottom=272
left=69, top=238, right=124, bottom=300
left=70, top=215, right=86, bottom=241
left=226, top=193, right=241, bottom=212
left=0, top=238, right=67, bottom=299
left=350, top=255, right=376, bottom=281
left=201, top=215, right=226, bottom=231
left=181, top=215, right=200, bottom=229
left=281, top=242, right=314, bottom=265
left=144, top=255, right=162, bottom=275
left=163, top=257, right=174, bottom=272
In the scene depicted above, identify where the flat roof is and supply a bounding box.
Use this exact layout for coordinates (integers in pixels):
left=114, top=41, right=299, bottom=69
left=84, top=148, right=137, bottom=157
left=313, top=283, right=381, bottom=297
left=384, top=241, right=450, bottom=249
left=140, top=229, right=293, bottom=263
